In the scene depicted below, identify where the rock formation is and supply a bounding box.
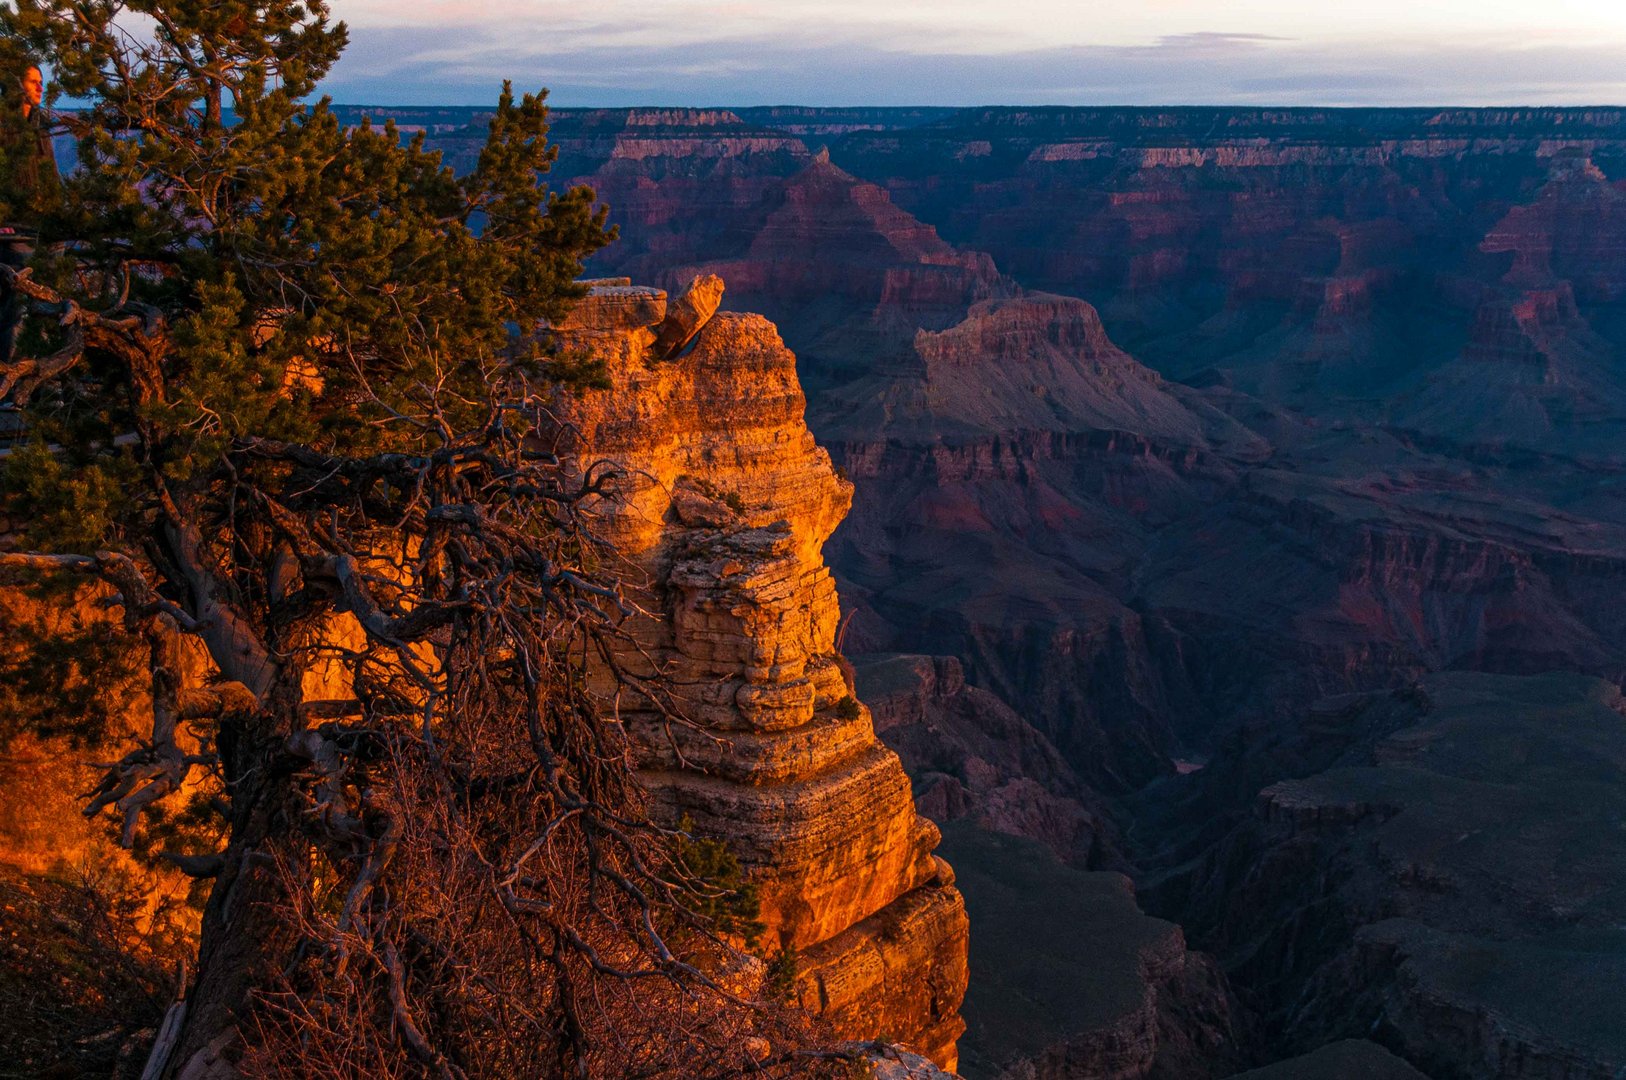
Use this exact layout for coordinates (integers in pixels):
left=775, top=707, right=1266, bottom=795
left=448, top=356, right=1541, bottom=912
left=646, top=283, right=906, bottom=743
left=0, top=272, right=971, bottom=1072
left=656, top=149, right=1014, bottom=396
left=545, top=278, right=970, bottom=1068
left=816, top=292, right=1265, bottom=450
left=1400, top=152, right=1626, bottom=455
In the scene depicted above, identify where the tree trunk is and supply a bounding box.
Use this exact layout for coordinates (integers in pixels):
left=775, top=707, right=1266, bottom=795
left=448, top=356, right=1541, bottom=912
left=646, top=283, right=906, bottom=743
left=167, top=696, right=305, bottom=1079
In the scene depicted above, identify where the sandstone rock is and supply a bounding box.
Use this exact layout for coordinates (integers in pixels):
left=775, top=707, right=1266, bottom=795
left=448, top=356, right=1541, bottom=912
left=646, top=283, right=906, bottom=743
left=555, top=279, right=667, bottom=332
left=861, top=1043, right=966, bottom=1079
left=652, top=273, right=724, bottom=359
left=800, top=883, right=970, bottom=1067
left=547, top=286, right=968, bottom=1068
left=669, top=479, right=740, bottom=528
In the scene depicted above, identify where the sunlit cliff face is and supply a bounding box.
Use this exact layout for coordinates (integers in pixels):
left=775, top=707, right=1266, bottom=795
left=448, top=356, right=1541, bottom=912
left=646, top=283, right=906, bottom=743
left=0, top=581, right=206, bottom=936
left=0, top=274, right=972, bottom=1070
left=544, top=277, right=970, bottom=1068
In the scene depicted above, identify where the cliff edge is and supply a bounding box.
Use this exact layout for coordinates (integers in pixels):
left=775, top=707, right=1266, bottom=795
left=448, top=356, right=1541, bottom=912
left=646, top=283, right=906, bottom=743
left=547, top=277, right=971, bottom=1068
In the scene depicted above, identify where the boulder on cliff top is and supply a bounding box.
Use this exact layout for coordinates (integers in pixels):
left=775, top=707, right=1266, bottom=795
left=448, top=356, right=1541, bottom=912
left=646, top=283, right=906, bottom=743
left=653, top=273, right=725, bottom=359
left=859, top=1043, right=963, bottom=1079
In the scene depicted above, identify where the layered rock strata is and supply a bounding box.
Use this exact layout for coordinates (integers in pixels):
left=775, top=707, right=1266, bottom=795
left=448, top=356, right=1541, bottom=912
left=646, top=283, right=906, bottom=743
left=546, top=278, right=969, bottom=1067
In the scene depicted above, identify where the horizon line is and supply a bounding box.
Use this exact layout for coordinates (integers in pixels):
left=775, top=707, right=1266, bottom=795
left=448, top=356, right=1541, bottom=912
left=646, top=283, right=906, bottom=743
left=320, top=100, right=1626, bottom=111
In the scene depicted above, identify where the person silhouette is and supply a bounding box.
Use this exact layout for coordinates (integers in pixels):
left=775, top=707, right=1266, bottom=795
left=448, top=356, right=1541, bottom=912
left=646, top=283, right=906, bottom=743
left=1, top=63, right=61, bottom=365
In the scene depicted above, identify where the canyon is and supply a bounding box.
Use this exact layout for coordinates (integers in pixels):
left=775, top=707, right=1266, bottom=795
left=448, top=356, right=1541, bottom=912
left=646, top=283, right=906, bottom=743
left=504, top=105, right=1626, bottom=797
left=11, top=102, right=1626, bottom=1077
left=509, top=106, right=1626, bottom=1080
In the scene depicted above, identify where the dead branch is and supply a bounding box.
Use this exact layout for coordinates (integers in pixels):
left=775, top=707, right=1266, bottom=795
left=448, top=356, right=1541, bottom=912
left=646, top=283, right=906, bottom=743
left=81, top=612, right=228, bottom=847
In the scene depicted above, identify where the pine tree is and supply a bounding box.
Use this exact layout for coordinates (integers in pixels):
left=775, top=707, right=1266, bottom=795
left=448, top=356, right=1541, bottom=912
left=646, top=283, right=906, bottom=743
left=0, top=3, right=817, bottom=1076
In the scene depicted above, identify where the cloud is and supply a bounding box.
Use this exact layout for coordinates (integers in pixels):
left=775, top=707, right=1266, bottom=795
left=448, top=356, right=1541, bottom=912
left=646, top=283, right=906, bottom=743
left=321, top=24, right=1626, bottom=107
left=1154, top=32, right=1293, bottom=49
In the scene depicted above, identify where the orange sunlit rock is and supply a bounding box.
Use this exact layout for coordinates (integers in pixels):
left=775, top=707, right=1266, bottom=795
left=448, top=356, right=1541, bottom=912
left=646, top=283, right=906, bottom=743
left=548, top=277, right=969, bottom=1068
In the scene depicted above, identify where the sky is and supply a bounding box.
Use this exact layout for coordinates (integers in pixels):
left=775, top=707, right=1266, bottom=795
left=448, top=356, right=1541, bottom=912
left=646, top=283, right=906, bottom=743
left=320, top=0, right=1626, bottom=107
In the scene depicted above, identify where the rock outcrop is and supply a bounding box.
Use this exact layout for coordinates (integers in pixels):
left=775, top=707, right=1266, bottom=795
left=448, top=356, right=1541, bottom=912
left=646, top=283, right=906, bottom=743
left=863, top=1044, right=965, bottom=1080
left=545, top=278, right=969, bottom=1068
left=651, top=272, right=725, bottom=358
left=1400, top=153, right=1626, bottom=456
left=816, top=292, right=1264, bottom=451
